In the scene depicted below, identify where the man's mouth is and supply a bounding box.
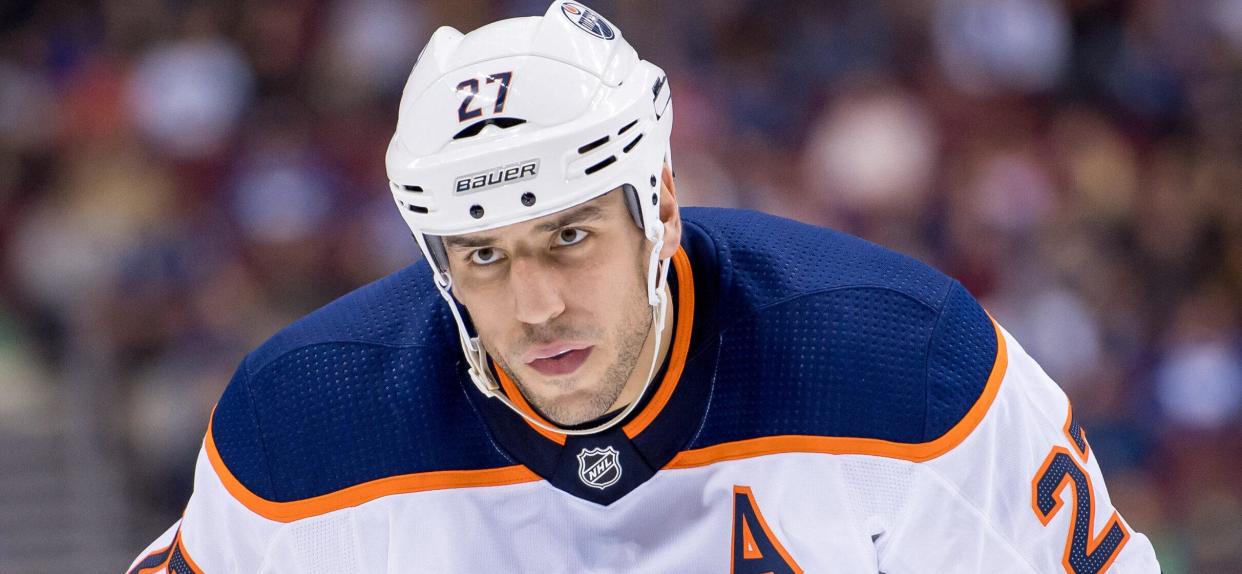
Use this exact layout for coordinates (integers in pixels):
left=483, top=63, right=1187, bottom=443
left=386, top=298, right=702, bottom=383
left=524, top=344, right=593, bottom=376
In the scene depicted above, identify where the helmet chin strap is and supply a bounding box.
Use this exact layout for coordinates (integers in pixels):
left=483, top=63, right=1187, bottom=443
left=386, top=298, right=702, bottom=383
left=424, top=233, right=672, bottom=437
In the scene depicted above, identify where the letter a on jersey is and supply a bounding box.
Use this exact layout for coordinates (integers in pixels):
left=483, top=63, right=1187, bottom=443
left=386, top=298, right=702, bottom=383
left=731, top=486, right=802, bottom=574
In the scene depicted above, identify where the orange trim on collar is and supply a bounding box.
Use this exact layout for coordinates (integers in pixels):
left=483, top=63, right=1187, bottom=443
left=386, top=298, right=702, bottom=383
left=623, top=248, right=695, bottom=438
left=204, top=416, right=540, bottom=523
left=665, top=317, right=1009, bottom=469
left=495, top=359, right=570, bottom=445
left=492, top=246, right=697, bottom=443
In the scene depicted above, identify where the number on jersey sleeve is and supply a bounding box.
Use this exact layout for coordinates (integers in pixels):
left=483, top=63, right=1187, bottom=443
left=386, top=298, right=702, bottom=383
left=1030, top=407, right=1130, bottom=574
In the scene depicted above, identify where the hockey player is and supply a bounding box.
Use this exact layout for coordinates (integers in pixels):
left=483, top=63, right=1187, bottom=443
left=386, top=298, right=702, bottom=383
left=129, top=2, right=1161, bottom=572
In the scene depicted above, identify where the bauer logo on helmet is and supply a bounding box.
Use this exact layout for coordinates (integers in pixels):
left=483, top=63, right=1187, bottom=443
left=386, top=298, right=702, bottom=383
left=454, top=159, right=540, bottom=195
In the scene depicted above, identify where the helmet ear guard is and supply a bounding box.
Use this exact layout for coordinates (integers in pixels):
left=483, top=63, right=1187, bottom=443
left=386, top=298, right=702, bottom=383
left=387, top=1, right=674, bottom=435
left=420, top=234, right=451, bottom=275
left=621, top=182, right=646, bottom=231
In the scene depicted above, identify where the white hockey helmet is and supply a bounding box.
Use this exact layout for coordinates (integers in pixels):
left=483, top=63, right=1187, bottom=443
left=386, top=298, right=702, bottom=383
left=386, top=1, right=674, bottom=434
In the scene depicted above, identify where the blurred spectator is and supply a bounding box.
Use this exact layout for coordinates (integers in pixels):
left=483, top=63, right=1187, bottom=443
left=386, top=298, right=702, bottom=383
left=932, top=0, right=1071, bottom=95
left=126, top=37, right=254, bottom=159
left=317, top=0, right=426, bottom=106
left=802, top=85, right=938, bottom=218
left=1155, top=287, right=1242, bottom=431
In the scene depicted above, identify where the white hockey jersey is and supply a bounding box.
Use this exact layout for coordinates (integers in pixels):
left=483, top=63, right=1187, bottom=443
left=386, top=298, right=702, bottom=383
left=128, top=208, right=1161, bottom=573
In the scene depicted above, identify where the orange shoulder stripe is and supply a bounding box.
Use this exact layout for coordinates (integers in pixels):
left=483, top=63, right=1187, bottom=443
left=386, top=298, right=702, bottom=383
left=666, top=316, right=1009, bottom=468
left=205, top=417, right=540, bottom=523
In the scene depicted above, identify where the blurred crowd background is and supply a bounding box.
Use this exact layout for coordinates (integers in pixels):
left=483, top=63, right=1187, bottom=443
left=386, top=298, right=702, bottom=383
left=1, top=0, right=1240, bottom=571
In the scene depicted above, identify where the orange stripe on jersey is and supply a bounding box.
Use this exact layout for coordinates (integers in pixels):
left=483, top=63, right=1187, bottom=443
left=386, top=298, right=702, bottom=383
left=132, top=541, right=172, bottom=574
left=494, top=360, right=569, bottom=445
left=492, top=247, right=697, bottom=443
left=136, top=528, right=203, bottom=574
left=624, top=247, right=696, bottom=438
left=177, top=533, right=206, bottom=574
left=666, top=316, right=1009, bottom=468
left=205, top=417, right=541, bottom=523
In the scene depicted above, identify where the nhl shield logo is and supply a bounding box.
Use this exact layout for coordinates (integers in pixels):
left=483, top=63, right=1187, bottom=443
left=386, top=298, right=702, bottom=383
left=577, top=446, right=622, bottom=490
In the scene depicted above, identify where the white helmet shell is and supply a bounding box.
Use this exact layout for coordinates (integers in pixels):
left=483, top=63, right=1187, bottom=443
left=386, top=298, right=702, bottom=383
left=385, top=1, right=674, bottom=436
left=386, top=1, right=671, bottom=240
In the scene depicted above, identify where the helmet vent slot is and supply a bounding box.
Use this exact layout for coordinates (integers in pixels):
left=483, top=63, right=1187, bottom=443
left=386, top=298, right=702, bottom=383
left=453, top=117, right=526, bottom=140
left=406, top=204, right=429, bottom=214
left=618, top=119, right=639, bottom=135
left=622, top=134, right=643, bottom=153
left=577, top=135, right=610, bottom=155
left=584, top=155, right=617, bottom=175
left=402, top=185, right=423, bottom=192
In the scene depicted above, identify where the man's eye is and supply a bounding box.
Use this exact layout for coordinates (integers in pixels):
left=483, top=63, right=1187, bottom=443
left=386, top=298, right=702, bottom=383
left=554, top=228, right=588, bottom=247
left=470, top=248, right=502, bottom=265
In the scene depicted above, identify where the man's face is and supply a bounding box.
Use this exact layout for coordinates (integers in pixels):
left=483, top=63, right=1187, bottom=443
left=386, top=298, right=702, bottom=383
left=443, top=189, right=653, bottom=426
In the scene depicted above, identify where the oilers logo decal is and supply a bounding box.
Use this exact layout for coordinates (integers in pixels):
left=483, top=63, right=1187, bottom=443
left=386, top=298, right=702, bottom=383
left=577, top=446, right=622, bottom=489
left=561, top=2, right=616, bottom=40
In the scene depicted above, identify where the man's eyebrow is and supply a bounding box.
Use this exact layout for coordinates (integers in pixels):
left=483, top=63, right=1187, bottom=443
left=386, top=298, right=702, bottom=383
left=442, top=204, right=607, bottom=250
left=533, top=204, right=604, bottom=232
left=442, top=234, right=497, bottom=250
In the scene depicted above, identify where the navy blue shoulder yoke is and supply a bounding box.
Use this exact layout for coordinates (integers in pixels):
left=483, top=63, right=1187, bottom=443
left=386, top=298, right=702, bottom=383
left=678, top=208, right=1000, bottom=451
left=209, top=263, right=513, bottom=503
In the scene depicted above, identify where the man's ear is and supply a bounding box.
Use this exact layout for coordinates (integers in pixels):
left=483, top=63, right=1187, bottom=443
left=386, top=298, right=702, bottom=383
left=658, top=162, right=681, bottom=260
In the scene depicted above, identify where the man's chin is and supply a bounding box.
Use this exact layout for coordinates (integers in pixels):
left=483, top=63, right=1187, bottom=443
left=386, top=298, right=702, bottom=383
left=519, top=377, right=607, bottom=424
left=536, top=398, right=607, bottom=427
left=519, top=373, right=590, bottom=404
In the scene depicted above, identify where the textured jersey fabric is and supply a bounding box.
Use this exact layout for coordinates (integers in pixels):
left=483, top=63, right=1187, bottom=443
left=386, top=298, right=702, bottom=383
left=128, top=208, right=1160, bottom=573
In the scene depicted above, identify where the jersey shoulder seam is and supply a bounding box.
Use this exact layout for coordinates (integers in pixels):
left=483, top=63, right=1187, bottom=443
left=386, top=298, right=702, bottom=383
left=921, top=280, right=965, bottom=442
left=247, top=338, right=439, bottom=375
left=716, top=283, right=946, bottom=340
left=236, top=353, right=278, bottom=501
left=219, top=340, right=444, bottom=503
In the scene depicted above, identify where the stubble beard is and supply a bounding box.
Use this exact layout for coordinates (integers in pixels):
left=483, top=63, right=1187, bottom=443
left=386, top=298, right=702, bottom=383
left=494, top=286, right=653, bottom=427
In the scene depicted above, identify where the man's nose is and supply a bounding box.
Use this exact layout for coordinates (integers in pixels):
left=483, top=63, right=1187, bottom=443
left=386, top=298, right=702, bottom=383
left=510, top=256, right=566, bottom=325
